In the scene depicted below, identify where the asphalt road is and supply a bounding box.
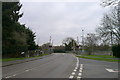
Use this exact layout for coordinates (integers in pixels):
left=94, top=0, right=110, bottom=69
left=2, top=53, right=119, bottom=79
left=2, top=53, right=76, bottom=78
left=79, top=58, right=118, bottom=78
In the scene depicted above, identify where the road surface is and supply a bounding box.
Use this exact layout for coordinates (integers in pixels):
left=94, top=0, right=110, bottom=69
left=2, top=53, right=118, bottom=79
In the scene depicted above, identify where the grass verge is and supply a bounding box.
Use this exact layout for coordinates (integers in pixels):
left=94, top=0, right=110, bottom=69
left=76, top=55, right=119, bottom=62
left=83, top=55, right=114, bottom=58
left=1, top=53, right=50, bottom=62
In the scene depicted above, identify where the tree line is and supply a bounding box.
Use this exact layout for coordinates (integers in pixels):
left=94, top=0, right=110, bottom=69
left=2, top=2, right=38, bottom=58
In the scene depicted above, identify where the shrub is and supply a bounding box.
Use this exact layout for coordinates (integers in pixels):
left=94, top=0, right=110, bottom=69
left=112, top=45, right=120, bottom=58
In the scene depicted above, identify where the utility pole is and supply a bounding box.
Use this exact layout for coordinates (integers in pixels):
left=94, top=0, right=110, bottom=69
left=49, top=36, right=52, bottom=44
left=49, top=36, right=52, bottom=54
left=76, top=36, right=79, bottom=54
left=77, top=36, right=79, bottom=44
left=81, top=29, right=84, bottom=53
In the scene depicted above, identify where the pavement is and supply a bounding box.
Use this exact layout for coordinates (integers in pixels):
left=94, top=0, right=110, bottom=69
left=2, top=54, right=52, bottom=67
left=2, top=53, right=119, bottom=80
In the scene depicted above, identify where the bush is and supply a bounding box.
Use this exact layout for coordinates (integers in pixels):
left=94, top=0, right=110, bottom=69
left=53, top=49, right=66, bottom=53
left=112, top=45, right=120, bottom=58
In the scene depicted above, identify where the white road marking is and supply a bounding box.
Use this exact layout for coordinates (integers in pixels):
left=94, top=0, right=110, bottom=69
left=5, top=76, right=12, bottom=78
left=76, top=64, right=84, bottom=79
left=5, top=74, right=17, bottom=78
left=80, top=66, right=83, bottom=68
left=79, top=69, right=82, bottom=72
left=74, top=69, right=77, bottom=72
left=72, top=72, right=75, bottom=75
left=69, top=56, right=80, bottom=79
left=5, top=68, right=33, bottom=78
left=69, top=75, right=74, bottom=79
left=80, top=67, right=83, bottom=70
left=75, top=67, right=78, bottom=70
left=80, top=64, right=83, bottom=66
left=78, top=73, right=82, bottom=76
left=25, top=69, right=30, bottom=72
left=12, top=74, right=16, bottom=77
left=106, top=68, right=118, bottom=72
left=80, top=64, right=83, bottom=67
left=77, top=76, right=82, bottom=78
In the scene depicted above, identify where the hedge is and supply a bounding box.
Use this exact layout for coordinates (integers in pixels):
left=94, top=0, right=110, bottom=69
left=112, top=45, right=120, bottom=58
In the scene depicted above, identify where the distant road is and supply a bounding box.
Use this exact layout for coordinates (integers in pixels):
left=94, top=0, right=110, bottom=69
left=2, top=53, right=118, bottom=79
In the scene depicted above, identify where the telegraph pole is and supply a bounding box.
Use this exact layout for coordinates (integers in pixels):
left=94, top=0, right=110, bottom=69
left=81, top=29, right=84, bottom=53
left=49, top=36, right=52, bottom=54
left=76, top=36, right=79, bottom=54
left=77, top=36, right=79, bottom=44
left=49, top=36, right=52, bottom=44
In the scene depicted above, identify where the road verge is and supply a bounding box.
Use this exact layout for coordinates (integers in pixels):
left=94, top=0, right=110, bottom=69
left=2, top=54, right=51, bottom=67
left=76, top=55, right=119, bottom=62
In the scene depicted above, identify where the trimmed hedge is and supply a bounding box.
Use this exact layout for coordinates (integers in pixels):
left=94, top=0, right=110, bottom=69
left=112, top=45, right=120, bottom=58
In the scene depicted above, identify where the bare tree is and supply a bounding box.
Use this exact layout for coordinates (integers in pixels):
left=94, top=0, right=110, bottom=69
left=101, top=0, right=119, bottom=7
left=96, top=6, right=120, bottom=45
left=62, top=37, right=78, bottom=52
left=41, top=43, right=51, bottom=54
left=84, top=33, right=99, bottom=55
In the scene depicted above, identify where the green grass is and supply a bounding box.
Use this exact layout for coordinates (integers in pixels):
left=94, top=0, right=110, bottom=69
left=2, top=57, right=27, bottom=62
left=1, top=53, right=50, bottom=62
left=83, top=55, right=114, bottom=58
left=76, top=55, right=119, bottom=62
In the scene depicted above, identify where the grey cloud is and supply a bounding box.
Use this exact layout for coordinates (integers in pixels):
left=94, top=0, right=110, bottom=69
left=19, top=1, right=109, bottom=46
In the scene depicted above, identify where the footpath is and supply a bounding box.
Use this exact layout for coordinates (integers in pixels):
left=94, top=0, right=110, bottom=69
left=2, top=54, right=52, bottom=67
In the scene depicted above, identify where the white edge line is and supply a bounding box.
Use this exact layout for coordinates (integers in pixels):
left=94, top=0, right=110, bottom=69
left=77, top=76, right=82, bottom=78
left=69, top=75, right=74, bottom=79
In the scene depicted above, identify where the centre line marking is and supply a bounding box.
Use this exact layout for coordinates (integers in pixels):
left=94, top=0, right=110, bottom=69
left=5, top=74, right=17, bottom=78
left=25, top=70, right=30, bottom=72
left=12, top=74, right=16, bottom=77
left=5, top=76, right=12, bottom=78
left=69, top=56, right=80, bottom=79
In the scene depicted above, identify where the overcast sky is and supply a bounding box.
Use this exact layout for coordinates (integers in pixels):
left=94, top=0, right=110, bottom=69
left=19, top=0, right=110, bottom=46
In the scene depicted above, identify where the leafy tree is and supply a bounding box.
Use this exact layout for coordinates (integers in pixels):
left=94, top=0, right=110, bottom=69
left=26, top=28, right=38, bottom=50
left=2, top=2, right=38, bottom=58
